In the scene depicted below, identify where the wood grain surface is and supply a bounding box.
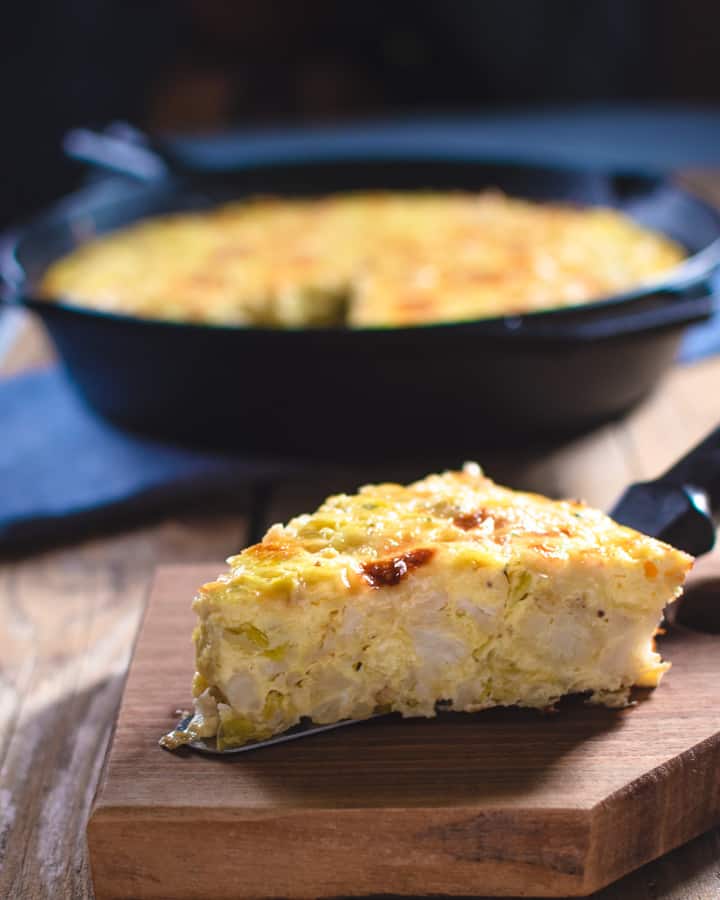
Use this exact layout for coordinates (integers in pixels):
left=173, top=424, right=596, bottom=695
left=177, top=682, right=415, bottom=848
left=3, top=171, right=720, bottom=898
left=87, top=563, right=720, bottom=899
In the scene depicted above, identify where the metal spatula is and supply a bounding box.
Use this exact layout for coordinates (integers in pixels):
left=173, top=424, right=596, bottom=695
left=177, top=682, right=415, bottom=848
left=169, top=711, right=387, bottom=755
left=169, top=426, right=720, bottom=755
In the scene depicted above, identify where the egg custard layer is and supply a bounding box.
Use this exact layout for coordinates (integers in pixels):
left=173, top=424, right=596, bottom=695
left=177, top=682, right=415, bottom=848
left=162, top=465, right=692, bottom=751
left=43, top=192, right=685, bottom=328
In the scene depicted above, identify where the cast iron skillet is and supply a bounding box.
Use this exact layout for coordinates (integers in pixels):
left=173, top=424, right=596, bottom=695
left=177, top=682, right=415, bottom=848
left=2, top=127, right=720, bottom=457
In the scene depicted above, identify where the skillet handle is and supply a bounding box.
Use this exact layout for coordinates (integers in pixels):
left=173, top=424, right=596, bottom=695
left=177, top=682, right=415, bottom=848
left=63, top=123, right=180, bottom=182
left=0, top=232, right=23, bottom=305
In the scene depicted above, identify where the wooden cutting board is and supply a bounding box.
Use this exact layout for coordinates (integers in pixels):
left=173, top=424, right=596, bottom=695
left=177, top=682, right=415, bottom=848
left=88, top=564, right=720, bottom=900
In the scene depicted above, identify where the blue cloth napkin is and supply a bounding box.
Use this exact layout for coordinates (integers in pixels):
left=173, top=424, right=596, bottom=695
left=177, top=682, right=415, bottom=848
left=4, top=106, right=720, bottom=547
left=0, top=366, right=298, bottom=548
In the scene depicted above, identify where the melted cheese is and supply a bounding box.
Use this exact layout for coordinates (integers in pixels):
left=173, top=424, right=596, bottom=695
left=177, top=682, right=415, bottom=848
left=43, top=191, right=685, bottom=328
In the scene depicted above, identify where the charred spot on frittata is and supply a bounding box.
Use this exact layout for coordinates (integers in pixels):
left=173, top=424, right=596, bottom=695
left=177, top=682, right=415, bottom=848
left=362, top=548, right=435, bottom=588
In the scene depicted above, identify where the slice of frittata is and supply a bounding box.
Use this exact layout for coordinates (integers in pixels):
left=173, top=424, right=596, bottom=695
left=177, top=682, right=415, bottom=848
left=162, top=464, right=692, bottom=751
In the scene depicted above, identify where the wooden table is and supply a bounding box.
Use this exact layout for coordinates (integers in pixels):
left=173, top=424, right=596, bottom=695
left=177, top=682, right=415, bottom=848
left=2, top=172, right=720, bottom=897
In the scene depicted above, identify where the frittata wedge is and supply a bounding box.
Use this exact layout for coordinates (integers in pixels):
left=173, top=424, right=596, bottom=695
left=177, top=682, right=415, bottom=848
left=162, top=465, right=692, bottom=751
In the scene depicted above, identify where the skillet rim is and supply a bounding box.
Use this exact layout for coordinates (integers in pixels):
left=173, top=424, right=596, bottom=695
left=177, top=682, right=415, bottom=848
left=2, top=155, right=720, bottom=338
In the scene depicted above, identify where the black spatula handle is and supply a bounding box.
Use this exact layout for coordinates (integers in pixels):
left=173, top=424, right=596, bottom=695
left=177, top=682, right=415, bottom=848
left=661, top=426, right=720, bottom=512
left=610, top=426, right=720, bottom=556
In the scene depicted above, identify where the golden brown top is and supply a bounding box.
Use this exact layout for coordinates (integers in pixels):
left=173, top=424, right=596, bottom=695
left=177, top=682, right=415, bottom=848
left=200, top=464, right=692, bottom=610
left=41, top=191, right=685, bottom=328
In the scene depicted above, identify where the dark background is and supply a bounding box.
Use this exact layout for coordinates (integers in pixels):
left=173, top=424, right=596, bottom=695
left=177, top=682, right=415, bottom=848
left=3, top=0, right=720, bottom=228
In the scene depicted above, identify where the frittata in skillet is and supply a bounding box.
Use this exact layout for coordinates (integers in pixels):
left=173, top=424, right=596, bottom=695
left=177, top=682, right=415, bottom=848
left=42, top=192, right=685, bottom=328
left=161, top=464, right=692, bottom=751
